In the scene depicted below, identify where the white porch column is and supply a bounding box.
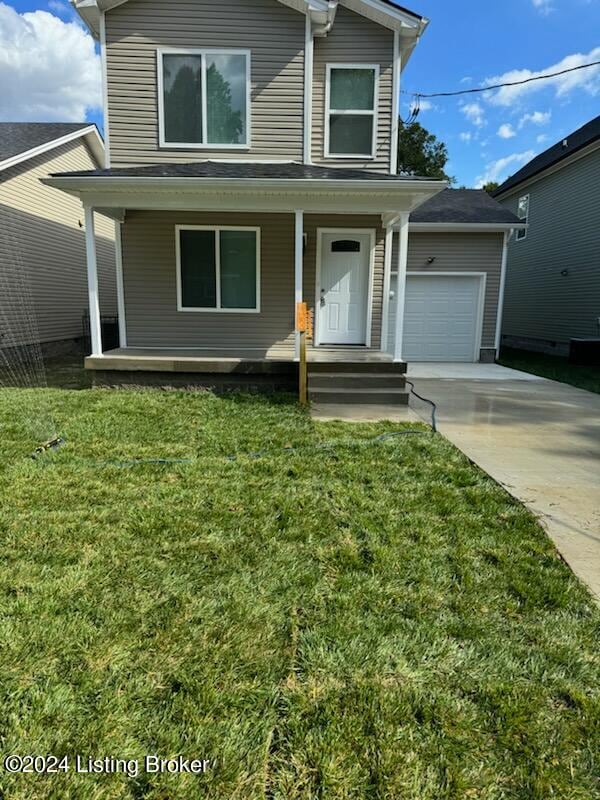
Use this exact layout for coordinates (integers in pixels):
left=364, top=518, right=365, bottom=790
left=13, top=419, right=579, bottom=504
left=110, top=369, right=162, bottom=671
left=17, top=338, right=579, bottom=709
left=114, top=220, right=127, bottom=347
left=393, top=212, right=410, bottom=362
left=294, top=209, right=304, bottom=360
left=380, top=224, right=394, bottom=352
left=84, top=205, right=103, bottom=357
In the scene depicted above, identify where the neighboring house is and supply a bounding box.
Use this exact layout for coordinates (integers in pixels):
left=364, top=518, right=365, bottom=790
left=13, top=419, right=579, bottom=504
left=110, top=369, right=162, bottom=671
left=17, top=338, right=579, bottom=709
left=45, top=0, right=523, bottom=398
left=493, top=116, right=600, bottom=356
left=0, top=123, right=117, bottom=357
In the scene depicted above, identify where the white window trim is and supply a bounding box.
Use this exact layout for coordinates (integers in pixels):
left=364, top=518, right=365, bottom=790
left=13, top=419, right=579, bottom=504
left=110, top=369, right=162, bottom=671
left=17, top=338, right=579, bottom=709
left=157, top=48, right=252, bottom=150
left=175, top=225, right=261, bottom=313
left=516, top=194, right=529, bottom=241
left=324, top=63, right=379, bottom=160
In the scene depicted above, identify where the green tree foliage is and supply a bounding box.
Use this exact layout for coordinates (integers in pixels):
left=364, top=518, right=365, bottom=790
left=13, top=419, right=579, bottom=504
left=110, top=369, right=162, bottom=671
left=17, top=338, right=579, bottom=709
left=397, top=121, right=453, bottom=182
left=482, top=181, right=500, bottom=193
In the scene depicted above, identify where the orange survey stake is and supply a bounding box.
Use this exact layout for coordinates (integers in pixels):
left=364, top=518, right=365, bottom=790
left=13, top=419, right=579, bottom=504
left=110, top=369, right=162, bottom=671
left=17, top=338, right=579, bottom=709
left=296, top=302, right=309, bottom=332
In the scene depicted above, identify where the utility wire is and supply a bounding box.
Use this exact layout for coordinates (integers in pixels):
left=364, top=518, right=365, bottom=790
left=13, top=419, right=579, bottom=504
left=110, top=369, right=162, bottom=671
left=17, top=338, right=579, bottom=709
left=401, top=60, right=600, bottom=100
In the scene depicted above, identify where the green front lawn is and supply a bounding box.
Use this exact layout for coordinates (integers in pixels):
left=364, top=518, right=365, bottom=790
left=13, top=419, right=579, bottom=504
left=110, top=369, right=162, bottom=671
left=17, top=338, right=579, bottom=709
left=0, top=388, right=599, bottom=799
left=499, top=346, right=600, bottom=394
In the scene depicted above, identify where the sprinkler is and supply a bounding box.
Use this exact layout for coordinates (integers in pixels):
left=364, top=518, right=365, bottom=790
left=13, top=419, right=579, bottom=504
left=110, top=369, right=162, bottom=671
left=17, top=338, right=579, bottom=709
left=30, top=437, right=65, bottom=460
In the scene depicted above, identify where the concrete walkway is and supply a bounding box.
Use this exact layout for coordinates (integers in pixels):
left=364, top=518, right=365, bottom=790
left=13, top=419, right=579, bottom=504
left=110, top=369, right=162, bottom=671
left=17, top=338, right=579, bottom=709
left=410, top=372, right=600, bottom=600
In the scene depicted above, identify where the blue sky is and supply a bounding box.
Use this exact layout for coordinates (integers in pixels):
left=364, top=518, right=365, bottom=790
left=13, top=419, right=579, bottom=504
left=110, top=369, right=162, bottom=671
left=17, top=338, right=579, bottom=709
left=1, top=0, right=599, bottom=186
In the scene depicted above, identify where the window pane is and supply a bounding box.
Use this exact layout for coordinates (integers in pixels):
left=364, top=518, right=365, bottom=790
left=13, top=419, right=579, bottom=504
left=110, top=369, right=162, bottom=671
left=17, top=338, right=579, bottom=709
left=330, top=68, right=375, bottom=110
left=180, top=230, right=216, bottom=308
left=206, top=54, right=247, bottom=144
left=220, top=230, right=257, bottom=309
left=329, top=114, right=373, bottom=155
left=518, top=195, right=529, bottom=219
left=163, top=55, right=203, bottom=143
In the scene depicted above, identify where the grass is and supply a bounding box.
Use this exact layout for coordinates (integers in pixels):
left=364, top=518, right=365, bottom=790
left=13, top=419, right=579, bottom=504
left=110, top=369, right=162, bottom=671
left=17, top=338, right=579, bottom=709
left=499, top=347, right=600, bottom=394
left=0, top=386, right=599, bottom=799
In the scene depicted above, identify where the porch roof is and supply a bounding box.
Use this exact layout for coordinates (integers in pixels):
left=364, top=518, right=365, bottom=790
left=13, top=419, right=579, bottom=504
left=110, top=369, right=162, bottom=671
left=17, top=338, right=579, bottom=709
left=43, top=160, right=447, bottom=220
left=48, top=160, right=435, bottom=182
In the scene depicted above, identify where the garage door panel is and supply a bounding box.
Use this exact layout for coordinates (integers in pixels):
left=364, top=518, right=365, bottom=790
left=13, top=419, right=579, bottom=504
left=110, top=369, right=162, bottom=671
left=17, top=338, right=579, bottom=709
left=402, top=275, right=482, bottom=362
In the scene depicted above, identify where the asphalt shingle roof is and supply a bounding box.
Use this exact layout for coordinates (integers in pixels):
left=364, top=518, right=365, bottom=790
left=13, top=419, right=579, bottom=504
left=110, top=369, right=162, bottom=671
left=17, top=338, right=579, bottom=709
left=493, top=115, right=600, bottom=198
left=50, top=160, right=435, bottom=182
left=0, top=123, right=92, bottom=165
left=411, top=188, right=521, bottom=225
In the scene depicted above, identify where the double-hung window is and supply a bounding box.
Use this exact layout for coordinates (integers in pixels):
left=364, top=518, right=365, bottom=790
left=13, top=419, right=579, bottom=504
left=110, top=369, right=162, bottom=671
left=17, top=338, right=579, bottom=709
left=516, top=194, right=529, bottom=241
left=325, top=64, right=379, bottom=158
left=158, top=49, right=250, bottom=148
left=176, top=226, right=260, bottom=313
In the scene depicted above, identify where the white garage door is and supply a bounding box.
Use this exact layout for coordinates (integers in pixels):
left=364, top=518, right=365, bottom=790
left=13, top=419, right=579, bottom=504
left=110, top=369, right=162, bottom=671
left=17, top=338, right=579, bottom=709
left=402, top=274, right=483, bottom=362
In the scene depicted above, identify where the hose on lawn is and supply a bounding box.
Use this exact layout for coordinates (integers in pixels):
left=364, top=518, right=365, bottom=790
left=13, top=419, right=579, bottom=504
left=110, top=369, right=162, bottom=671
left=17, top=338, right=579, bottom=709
left=29, top=381, right=437, bottom=467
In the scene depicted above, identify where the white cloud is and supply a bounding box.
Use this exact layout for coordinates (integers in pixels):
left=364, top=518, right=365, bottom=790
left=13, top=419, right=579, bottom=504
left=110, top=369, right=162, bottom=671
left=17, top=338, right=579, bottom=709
left=519, top=110, right=552, bottom=127
left=497, top=123, right=516, bottom=139
left=485, top=47, right=600, bottom=106
left=47, top=0, right=70, bottom=15
left=417, top=99, right=436, bottom=112
left=0, top=3, right=101, bottom=122
left=459, top=132, right=472, bottom=143
left=532, top=0, right=554, bottom=14
left=461, top=101, right=486, bottom=127
left=536, top=133, right=549, bottom=144
left=475, top=150, right=536, bottom=188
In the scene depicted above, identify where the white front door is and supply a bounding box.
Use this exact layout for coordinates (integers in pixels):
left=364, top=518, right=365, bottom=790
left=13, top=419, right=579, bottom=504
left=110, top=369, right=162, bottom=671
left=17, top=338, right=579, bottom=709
left=318, top=232, right=371, bottom=345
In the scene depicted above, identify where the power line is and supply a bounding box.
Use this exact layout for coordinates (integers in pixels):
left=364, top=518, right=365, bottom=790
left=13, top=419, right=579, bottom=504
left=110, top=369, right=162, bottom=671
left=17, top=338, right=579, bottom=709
left=402, top=60, right=600, bottom=100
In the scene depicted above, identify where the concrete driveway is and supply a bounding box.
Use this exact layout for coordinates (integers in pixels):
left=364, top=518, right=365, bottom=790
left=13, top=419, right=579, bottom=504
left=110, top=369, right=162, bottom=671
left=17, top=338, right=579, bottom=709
left=408, top=364, right=600, bottom=600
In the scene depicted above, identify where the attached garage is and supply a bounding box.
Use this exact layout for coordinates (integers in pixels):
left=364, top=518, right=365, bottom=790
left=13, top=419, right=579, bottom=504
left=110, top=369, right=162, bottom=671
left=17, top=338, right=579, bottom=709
left=387, top=190, right=524, bottom=363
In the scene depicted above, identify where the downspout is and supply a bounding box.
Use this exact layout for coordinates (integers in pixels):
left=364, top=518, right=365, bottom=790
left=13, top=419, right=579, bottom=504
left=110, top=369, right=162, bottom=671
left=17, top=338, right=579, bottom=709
left=303, top=14, right=314, bottom=164
left=390, top=31, right=400, bottom=175
left=312, top=1, right=338, bottom=37
left=99, top=9, right=111, bottom=168
left=495, top=229, right=514, bottom=357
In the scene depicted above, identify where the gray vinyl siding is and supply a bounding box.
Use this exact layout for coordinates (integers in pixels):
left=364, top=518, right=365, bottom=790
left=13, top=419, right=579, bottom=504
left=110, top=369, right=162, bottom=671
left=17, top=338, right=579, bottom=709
left=120, top=211, right=385, bottom=350
left=0, top=139, right=116, bottom=348
left=122, top=211, right=296, bottom=349
left=312, top=5, right=394, bottom=173
left=105, top=0, right=305, bottom=166
left=387, top=232, right=504, bottom=351
left=499, top=146, right=600, bottom=346
left=304, top=214, right=386, bottom=347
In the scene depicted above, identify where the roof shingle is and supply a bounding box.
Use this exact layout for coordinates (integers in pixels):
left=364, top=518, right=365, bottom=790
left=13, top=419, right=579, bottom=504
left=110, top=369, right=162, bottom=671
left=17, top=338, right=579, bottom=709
left=0, top=122, right=93, bottom=165
left=493, top=115, right=600, bottom=198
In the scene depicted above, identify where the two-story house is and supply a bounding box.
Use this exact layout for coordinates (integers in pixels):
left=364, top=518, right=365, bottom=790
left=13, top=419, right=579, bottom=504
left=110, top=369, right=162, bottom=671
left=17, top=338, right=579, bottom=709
left=47, top=0, right=523, bottom=400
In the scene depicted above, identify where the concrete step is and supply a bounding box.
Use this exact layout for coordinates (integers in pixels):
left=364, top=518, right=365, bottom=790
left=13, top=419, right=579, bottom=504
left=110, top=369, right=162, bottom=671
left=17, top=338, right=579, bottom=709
left=309, top=387, right=410, bottom=405
left=310, top=372, right=407, bottom=390
left=308, top=360, right=407, bottom=375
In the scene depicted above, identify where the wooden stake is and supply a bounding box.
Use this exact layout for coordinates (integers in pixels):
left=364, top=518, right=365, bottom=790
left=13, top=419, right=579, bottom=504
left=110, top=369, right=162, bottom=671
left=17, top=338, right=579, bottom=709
left=296, top=302, right=309, bottom=405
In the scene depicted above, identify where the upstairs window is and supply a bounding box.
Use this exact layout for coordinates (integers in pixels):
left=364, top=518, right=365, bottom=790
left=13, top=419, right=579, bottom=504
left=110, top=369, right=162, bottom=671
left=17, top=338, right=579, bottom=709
left=158, top=49, right=250, bottom=148
left=516, top=194, right=529, bottom=241
left=325, top=65, right=379, bottom=158
left=176, top=226, right=260, bottom=313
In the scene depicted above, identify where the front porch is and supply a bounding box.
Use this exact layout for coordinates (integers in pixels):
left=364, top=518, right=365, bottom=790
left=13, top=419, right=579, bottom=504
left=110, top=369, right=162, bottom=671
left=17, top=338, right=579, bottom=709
left=86, top=346, right=407, bottom=402
left=85, top=345, right=398, bottom=371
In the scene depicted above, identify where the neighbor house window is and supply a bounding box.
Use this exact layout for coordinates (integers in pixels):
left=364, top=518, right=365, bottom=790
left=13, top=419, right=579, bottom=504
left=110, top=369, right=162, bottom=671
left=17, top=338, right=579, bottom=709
left=325, top=65, right=379, bottom=158
left=158, top=49, right=250, bottom=148
left=516, top=194, right=529, bottom=241
left=176, top=226, right=260, bottom=312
